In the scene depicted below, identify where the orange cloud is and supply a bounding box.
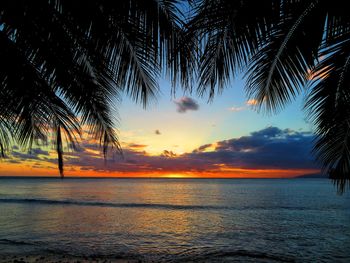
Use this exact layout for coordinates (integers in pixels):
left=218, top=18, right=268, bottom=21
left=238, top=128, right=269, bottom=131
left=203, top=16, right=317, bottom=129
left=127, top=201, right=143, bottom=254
left=228, top=99, right=259, bottom=112
left=246, top=99, right=258, bottom=106
left=0, top=127, right=320, bottom=179
left=127, top=143, right=148, bottom=150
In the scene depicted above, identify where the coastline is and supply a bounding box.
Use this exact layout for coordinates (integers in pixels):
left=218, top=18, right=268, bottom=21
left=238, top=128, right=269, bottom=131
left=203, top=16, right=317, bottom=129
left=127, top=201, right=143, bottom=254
left=0, top=254, right=142, bottom=263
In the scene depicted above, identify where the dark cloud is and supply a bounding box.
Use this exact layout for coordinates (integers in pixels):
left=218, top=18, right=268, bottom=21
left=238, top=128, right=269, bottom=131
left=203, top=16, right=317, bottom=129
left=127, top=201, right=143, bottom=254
left=7, top=159, right=21, bottom=164
left=174, top=97, right=199, bottom=113
left=250, top=126, right=283, bottom=138
left=193, top=144, right=212, bottom=153
left=155, top=129, right=161, bottom=135
left=194, top=127, right=317, bottom=169
left=7, top=147, right=51, bottom=164
left=11, top=148, right=49, bottom=161
left=8, top=127, right=318, bottom=175
left=30, top=148, right=49, bottom=156
left=11, top=152, right=32, bottom=160
left=54, top=127, right=319, bottom=174
left=161, top=150, right=177, bottom=158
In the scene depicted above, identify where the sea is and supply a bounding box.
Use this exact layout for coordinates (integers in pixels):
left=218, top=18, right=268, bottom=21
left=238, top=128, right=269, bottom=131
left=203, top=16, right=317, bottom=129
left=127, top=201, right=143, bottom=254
left=0, top=178, right=349, bottom=262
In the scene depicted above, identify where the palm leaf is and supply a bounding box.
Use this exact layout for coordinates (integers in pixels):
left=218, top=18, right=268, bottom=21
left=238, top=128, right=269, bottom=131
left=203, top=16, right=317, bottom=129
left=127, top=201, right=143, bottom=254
left=0, top=0, right=190, bottom=176
left=246, top=0, right=325, bottom=113
left=306, top=38, right=350, bottom=193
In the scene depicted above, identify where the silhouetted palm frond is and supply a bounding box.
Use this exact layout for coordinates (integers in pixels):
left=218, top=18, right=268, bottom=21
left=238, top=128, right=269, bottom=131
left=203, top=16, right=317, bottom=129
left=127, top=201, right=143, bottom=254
left=2, top=0, right=350, bottom=191
left=306, top=37, right=350, bottom=193
left=186, top=0, right=280, bottom=98
left=247, top=0, right=326, bottom=113
left=0, top=0, right=189, bottom=176
left=188, top=0, right=350, bottom=191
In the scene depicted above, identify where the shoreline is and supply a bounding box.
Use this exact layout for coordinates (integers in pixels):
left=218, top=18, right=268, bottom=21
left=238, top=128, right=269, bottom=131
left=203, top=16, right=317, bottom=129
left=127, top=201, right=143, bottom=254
left=0, top=254, right=144, bottom=263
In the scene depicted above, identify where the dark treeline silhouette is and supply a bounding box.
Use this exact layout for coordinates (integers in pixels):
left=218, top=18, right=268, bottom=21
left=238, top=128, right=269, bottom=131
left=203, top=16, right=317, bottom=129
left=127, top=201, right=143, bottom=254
left=0, top=0, right=349, bottom=191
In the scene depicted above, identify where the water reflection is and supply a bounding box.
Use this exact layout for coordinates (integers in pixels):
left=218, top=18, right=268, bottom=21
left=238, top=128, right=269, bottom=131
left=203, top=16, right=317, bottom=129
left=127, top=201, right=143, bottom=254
left=0, top=179, right=349, bottom=261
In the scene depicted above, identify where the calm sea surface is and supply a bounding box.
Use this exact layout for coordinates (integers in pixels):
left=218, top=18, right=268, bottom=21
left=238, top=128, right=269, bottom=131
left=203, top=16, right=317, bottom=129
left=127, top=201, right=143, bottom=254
left=0, top=178, right=349, bottom=262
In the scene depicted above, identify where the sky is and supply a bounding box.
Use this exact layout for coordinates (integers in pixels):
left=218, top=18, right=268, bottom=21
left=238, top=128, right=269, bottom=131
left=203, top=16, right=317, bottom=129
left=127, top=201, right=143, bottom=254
left=0, top=74, right=321, bottom=178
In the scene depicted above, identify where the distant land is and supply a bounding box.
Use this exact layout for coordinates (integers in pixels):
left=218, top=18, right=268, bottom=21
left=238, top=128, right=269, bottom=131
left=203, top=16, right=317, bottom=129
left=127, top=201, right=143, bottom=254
left=296, top=173, right=326, bottom=179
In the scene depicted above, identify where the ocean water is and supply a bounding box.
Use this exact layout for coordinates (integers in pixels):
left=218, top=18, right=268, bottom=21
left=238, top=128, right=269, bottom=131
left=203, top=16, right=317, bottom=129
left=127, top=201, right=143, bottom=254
left=0, top=178, right=349, bottom=262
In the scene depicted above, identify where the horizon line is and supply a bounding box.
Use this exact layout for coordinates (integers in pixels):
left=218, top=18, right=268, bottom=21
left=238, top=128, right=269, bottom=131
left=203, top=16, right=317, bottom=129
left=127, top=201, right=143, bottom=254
left=0, top=175, right=324, bottom=179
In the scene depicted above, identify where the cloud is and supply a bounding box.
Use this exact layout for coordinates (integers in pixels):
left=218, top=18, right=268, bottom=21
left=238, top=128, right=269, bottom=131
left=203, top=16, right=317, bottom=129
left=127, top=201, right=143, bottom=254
left=11, top=148, right=50, bottom=161
left=128, top=143, right=147, bottom=149
left=193, top=144, right=212, bottom=153
left=52, top=126, right=318, bottom=174
left=30, top=148, right=49, bottom=156
left=228, top=99, right=258, bottom=112
left=174, top=97, right=199, bottom=113
left=207, top=127, right=316, bottom=169
left=228, top=106, right=245, bottom=112
left=250, top=126, right=282, bottom=138
left=155, top=129, right=161, bottom=135
left=161, top=150, right=177, bottom=158
left=5, top=127, right=318, bottom=177
left=246, top=99, right=258, bottom=106
left=7, top=159, right=21, bottom=164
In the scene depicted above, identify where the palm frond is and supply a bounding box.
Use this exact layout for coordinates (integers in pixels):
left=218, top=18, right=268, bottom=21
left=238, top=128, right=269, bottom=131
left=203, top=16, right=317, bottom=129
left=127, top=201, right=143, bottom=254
left=246, top=0, right=325, bottom=113
left=305, top=38, right=350, bottom=193
left=186, top=0, right=281, bottom=98
left=0, top=0, right=190, bottom=176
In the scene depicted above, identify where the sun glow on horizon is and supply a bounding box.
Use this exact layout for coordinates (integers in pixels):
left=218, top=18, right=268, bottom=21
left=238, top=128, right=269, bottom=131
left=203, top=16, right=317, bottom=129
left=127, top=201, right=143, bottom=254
left=163, top=173, right=188, bottom=178
left=1, top=124, right=319, bottom=179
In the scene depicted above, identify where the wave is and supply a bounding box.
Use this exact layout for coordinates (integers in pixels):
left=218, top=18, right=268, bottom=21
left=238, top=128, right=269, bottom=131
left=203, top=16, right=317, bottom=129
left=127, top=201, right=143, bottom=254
left=0, top=239, right=295, bottom=262
left=193, top=249, right=296, bottom=262
left=0, top=198, right=229, bottom=210
left=0, top=198, right=315, bottom=212
left=0, top=238, right=33, bottom=246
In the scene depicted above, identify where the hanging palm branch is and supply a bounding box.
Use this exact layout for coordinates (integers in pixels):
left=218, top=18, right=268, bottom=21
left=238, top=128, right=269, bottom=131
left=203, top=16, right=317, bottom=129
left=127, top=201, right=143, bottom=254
left=187, top=0, right=350, bottom=192
left=0, top=0, right=192, bottom=177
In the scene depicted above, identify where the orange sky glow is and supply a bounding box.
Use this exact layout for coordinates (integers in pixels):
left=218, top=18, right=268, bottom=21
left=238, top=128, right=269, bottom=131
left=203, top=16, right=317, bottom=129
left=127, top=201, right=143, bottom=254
left=0, top=121, right=320, bottom=178
left=0, top=161, right=319, bottom=179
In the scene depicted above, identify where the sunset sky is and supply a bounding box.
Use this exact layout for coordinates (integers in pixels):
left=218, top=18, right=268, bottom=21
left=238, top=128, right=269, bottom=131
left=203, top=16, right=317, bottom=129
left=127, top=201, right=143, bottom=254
left=0, top=75, right=320, bottom=178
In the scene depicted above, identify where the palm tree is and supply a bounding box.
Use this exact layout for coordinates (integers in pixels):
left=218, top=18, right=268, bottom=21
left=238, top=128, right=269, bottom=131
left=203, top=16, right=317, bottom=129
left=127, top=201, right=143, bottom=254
left=0, top=0, right=194, bottom=177
left=186, top=0, right=350, bottom=192
left=2, top=0, right=349, bottom=193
